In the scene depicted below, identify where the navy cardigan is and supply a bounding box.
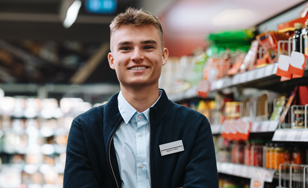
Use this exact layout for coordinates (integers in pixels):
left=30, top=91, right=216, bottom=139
left=64, top=90, right=218, bottom=188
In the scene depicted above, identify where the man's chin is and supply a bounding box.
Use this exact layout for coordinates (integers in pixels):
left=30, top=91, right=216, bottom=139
left=121, top=81, right=157, bottom=89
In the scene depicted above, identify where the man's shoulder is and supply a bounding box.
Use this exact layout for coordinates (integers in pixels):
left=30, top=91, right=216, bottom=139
left=74, top=104, right=106, bottom=122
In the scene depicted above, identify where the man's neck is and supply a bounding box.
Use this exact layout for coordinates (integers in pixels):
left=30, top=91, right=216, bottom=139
left=120, top=84, right=160, bottom=113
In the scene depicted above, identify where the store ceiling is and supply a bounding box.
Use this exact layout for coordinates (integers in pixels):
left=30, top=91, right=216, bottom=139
left=0, top=0, right=306, bottom=86
left=163, top=0, right=305, bottom=34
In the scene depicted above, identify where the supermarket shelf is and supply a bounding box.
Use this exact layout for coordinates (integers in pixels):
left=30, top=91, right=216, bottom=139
left=169, top=64, right=308, bottom=102
left=168, top=86, right=215, bottom=102
left=168, top=86, right=198, bottom=101
left=211, top=64, right=308, bottom=92
left=250, top=120, right=279, bottom=133
left=272, top=128, right=308, bottom=142
left=274, top=172, right=308, bottom=182
left=217, top=162, right=275, bottom=182
left=0, top=163, right=65, bottom=174
left=2, top=144, right=67, bottom=155
left=0, top=83, right=120, bottom=95
left=211, top=120, right=278, bottom=135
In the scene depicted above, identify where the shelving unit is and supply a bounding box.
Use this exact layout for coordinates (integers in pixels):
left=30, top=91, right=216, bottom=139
left=217, top=162, right=275, bottom=182
left=169, top=64, right=308, bottom=102
left=0, top=84, right=119, bottom=187
left=167, top=7, right=308, bottom=188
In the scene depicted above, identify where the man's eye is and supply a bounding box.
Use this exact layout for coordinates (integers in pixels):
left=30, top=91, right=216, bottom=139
left=144, top=46, right=154, bottom=50
left=120, top=46, right=131, bottom=51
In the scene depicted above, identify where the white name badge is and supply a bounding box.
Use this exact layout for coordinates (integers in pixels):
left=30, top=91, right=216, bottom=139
left=159, top=140, right=184, bottom=156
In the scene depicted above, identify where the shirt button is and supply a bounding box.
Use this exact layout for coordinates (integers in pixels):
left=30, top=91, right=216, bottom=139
left=138, top=132, right=143, bottom=137
left=139, top=164, right=143, bottom=168
left=138, top=114, right=143, bottom=119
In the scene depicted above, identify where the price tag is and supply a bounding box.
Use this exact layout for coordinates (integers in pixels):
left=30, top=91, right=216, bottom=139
left=239, top=73, right=247, bottom=83
left=250, top=178, right=264, bottom=188
left=242, top=165, right=248, bottom=175
left=210, top=82, right=216, bottom=91
left=234, top=165, right=241, bottom=175
left=232, top=74, right=240, bottom=85
left=211, top=125, right=220, bottom=134
left=253, top=122, right=262, bottom=132
left=286, top=130, right=297, bottom=141
left=300, top=130, right=308, bottom=141
left=221, top=163, right=228, bottom=173
left=251, top=122, right=262, bottom=132
left=272, top=130, right=283, bottom=141
left=215, top=79, right=224, bottom=89
left=247, top=166, right=254, bottom=177
left=227, top=163, right=234, bottom=174
left=263, top=169, right=275, bottom=182
left=247, top=70, right=256, bottom=81
left=268, top=121, right=279, bottom=131
left=261, top=121, right=270, bottom=132
left=294, top=130, right=303, bottom=141
left=216, top=162, right=221, bottom=171
left=256, top=67, right=265, bottom=79
left=223, top=78, right=232, bottom=88
left=264, top=64, right=274, bottom=76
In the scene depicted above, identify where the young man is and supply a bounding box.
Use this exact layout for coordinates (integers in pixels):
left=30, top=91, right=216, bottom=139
left=64, top=8, right=218, bottom=188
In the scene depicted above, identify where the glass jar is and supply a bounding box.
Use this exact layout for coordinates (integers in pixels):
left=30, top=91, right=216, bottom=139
left=274, top=143, right=285, bottom=172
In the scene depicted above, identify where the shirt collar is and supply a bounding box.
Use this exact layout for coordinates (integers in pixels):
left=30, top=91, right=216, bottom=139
left=117, top=90, right=162, bottom=124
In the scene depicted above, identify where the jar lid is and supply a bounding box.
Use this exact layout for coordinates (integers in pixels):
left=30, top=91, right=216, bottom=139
left=294, top=23, right=303, bottom=29
left=274, top=143, right=284, bottom=147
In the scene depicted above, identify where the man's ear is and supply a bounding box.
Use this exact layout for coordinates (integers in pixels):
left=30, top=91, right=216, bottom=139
left=162, top=47, right=169, bottom=66
left=108, top=52, right=115, bottom=70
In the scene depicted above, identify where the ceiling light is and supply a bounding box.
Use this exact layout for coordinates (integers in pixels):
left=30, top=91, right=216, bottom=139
left=212, top=9, right=254, bottom=26
left=63, top=0, right=82, bottom=28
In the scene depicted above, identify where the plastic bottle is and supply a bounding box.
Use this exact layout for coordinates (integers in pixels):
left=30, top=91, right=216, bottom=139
left=305, top=19, right=308, bottom=55
left=293, top=23, right=305, bottom=53
left=291, top=146, right=303, bottom=173
left=265, top=143, right=270, bottom=168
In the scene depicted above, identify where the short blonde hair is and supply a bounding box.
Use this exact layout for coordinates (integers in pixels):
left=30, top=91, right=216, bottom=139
left=109, top=7, right=164, bottom=49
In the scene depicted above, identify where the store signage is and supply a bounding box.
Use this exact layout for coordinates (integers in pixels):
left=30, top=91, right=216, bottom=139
left=277, top=51, right=307, bottom=79
left=85, top=0, right=117, bottom=14
left=221, top=119, right=251, bottom=141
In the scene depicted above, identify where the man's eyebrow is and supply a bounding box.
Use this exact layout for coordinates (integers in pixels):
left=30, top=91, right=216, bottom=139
left=141, top=40, right=157, bottom=45
left=117, top=41, right=133, bottom=47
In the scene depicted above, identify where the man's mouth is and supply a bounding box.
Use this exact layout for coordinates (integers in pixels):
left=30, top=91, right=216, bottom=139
left=129, top=66, right=148, bottom=70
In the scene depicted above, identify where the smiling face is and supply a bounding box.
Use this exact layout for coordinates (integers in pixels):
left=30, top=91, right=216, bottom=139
left=108, top=24, right=168, bottom=89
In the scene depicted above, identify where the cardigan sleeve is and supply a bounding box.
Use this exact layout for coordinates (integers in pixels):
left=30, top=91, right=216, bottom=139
left=63, top=118, right=100, bottom=188
left=182, top=118, right=219, bottom=188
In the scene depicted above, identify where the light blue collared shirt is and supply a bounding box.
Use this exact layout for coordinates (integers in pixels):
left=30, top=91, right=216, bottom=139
left=114, top=91, right=161, bottom=188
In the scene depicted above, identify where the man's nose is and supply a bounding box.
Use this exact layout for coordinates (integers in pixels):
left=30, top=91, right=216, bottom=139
left=131, top=48, right=144, bottom=62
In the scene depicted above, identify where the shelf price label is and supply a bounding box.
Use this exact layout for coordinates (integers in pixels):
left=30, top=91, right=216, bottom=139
left=256, top=67, right=265, bottom=79
left=211, top=125, right=221, bottom=134
left=233, top=165, right=241, bottom=176
left=272, top=63, right=278, bottom=74
left=268, top=121, right=278, bottom=132
left=261, top=121, right=270, bottom=132
left=300, top=130, right=308, bottom=141
left=272, top=130, right=283, bottom=141
left=215, top=79, right=224, bottom=89
left=264, top=64, right=274, bottom=76
left=239, top=73, right=247, bottom=83
left=247, top=70, right=256, bottom=81
left=232, top=74, right=240, bottom=85
left=286, top=130, right=297, bottom=141
left=250, top=178, right=264, bottom=188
